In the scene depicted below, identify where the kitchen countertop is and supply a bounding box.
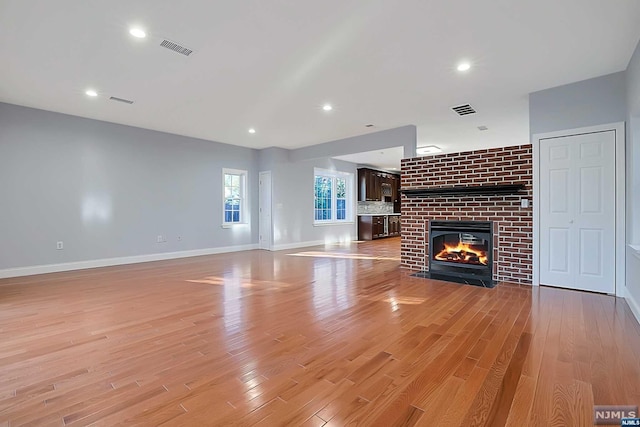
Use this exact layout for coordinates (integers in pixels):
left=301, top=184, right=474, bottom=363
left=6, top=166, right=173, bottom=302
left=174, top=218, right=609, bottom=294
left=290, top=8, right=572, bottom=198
left=357, top=213, right=401, bottom=216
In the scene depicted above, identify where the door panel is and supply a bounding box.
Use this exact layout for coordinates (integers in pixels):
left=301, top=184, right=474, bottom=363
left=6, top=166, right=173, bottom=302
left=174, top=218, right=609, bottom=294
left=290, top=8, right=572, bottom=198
left=579, top=140, right=602, bottom=158
left=579, top=228, right=602, bottom=276
left=539, top=130, right=615, bottom=293
left=579, top=167, right=602, bottom=213
left=549, top=145, right=569, bottom=160
left=540, top=141, right=574, bottom=287
left=548, top=228, right=569, bottom=273
left=549, top=169, right=569, bottom=213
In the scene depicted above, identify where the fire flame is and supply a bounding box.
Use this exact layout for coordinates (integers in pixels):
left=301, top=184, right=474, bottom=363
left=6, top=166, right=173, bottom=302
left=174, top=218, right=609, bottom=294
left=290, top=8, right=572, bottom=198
left=435, top=242, right=488, bottom=265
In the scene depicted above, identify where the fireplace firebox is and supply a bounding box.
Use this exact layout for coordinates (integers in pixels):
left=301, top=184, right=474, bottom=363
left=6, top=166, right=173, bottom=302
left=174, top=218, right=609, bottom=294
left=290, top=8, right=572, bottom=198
left=428, top=220, right=494, bottom=287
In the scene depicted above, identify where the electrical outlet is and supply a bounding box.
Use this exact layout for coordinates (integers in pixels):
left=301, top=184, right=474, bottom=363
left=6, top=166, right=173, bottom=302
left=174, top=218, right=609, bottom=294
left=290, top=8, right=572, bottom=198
left=56, top=241, right=64, bottom=250
left=157, top=235, right=163, bottom=243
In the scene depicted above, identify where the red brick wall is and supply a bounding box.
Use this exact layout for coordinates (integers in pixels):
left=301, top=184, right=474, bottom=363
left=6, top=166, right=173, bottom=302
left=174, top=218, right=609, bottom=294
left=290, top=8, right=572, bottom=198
left=400, top=144, right=533, bottom=285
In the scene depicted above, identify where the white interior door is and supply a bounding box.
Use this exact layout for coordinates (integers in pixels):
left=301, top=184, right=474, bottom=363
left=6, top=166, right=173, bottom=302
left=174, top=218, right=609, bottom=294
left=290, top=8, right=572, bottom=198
left=539, top=131, right=616, bottom=293
left=259, top=171, right=272, bottom=250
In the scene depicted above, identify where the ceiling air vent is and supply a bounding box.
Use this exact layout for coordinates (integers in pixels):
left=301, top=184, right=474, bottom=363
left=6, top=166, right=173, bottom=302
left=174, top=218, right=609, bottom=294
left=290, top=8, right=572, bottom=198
left=160, top=39, right=193, bottom=56
left=477, top=125, right=488, bottom=131
left=451, top=104, right=476, bottom=116
left=109, top=96, right=134, bottom=105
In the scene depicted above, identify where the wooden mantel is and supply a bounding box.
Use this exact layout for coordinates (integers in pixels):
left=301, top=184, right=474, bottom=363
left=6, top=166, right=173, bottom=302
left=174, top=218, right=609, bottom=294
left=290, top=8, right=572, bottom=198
left=401, top=183, right=525, bottom=197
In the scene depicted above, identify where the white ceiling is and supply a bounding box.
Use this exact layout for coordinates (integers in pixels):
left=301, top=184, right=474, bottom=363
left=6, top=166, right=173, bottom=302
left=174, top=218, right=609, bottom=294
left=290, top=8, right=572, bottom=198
left=333, top=146, right=405, bottom=171
left=1, top=1, right=639, bottom=158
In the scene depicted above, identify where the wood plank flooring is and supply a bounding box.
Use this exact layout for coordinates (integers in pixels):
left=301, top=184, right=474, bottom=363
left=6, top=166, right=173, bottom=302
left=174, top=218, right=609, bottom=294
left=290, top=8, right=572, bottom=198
left=1, top=238, right=639, bottom=426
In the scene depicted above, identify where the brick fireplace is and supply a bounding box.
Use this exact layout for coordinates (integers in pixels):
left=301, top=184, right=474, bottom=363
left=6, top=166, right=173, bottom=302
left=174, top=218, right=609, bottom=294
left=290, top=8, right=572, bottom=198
left=400, top=144, right=533, bottom=285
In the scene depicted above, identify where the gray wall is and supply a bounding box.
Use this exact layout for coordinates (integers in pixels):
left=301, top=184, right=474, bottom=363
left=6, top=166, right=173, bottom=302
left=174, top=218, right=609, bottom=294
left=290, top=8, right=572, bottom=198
left=290, top=125, right=417, bottom=162
left=270, top=158, right=357, bottom=248
left=627, top=41, right=640, bottom=242
left=258, top=147, right=290, bottom=171
left=0, top=103, right=259, bottom=270
left=529, top=57, right=640, bottom=314
left=626, top=39, right=640, bottom=308
left=529, top=71, right=627, bottom=136
left=0, top=103, right=416, bottom=273
left=263, top=126, right=417, bottom=248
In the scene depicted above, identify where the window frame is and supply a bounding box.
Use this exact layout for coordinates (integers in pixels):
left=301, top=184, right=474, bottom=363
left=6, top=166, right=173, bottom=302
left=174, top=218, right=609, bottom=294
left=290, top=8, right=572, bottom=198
left=313, top=168, right=354, bottom=226
left=222, top=168, right=248, bottom=227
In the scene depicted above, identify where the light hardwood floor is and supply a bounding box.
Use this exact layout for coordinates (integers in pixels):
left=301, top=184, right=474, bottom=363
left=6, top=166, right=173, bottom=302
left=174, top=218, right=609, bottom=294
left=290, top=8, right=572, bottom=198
left=1, top=238, right=639, bottom=426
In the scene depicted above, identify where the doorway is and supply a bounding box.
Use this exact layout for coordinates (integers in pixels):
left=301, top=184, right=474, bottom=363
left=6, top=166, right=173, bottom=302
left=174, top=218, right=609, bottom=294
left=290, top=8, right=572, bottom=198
left=533, top=123, right=625, bottom=295
left=259, top=171, right=273, bottom=250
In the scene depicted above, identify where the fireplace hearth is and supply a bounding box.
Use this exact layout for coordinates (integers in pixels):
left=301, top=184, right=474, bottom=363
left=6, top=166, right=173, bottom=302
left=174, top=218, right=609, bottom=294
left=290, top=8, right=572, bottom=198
left=428, top=220, right=494, bottom=287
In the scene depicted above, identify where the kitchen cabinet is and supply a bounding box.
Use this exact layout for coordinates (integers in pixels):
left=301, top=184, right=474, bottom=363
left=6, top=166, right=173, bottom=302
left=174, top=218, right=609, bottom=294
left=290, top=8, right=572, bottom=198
left=358, top=168, right=401, bottom=206
left=358, top=216, right=374, bottom=240
left=358, top=168, right=379, bottom=201
left=358, top=215, right=386, bottom=240
left=358, top=215, right=401, bottom=240
left=373, top=216, right=386, bottom=238
left=370, top=171, right=381, bottom=200
left=388, top=215, right=401, bottom=237
left=391, top=175, right=400, bottom=213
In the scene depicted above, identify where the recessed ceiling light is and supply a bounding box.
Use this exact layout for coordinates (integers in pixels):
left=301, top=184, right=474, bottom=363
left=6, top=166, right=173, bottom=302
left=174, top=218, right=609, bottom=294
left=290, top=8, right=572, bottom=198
left=85, top=89, right=98, bottom=97
left=416, top=145, right=442, bottom=155
left=248, top=128, right=256, bottom=134
left=129, top=28, right=146, bottom=38
left=457, top=62, right=471, bottom=72
left=322, top=104, right=333, bottom=111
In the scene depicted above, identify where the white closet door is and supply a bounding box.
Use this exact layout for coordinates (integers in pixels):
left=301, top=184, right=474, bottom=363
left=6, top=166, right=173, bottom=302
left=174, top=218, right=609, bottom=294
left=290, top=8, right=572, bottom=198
left=539, top=131, right=615, bottom=293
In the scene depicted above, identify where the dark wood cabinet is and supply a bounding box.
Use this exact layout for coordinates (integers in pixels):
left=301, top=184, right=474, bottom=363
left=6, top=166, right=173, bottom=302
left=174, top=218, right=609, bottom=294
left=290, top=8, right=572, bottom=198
left=358, top=214, right=401, bottom=240
left=358, top=215, right=386, bottom=240
left=358, top=168, right=400, bottom=205
left=373, top=216, right=386, bottom=238
left=388, top=215, right=401, bottom=237
left=390, top=175, right=400, bottom=213
left=371, top=173, right=381, bottom=200
left=358, top=169, right=380, bottom=201
left=358, top=215, right=377, bottom=240
left=357, top=168, right=402, bottom=240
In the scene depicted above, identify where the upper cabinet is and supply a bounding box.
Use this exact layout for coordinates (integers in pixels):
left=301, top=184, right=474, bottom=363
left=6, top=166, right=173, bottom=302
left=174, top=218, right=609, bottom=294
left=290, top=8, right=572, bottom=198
left=358, top=168, right=374, bottom=201
left=358, top=168, right=401, bottom=207
left=391, top=175, right=400, bottom=213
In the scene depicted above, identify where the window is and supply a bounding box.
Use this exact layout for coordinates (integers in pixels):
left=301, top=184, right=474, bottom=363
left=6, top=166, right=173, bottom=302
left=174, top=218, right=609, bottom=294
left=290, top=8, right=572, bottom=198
left=336, top=177, right=346, bottom=220
left=223, top=169, right=247, bottom=225
left=314, top=169, right=353, bottom=224
left=314, top=176, right=332, bottom=220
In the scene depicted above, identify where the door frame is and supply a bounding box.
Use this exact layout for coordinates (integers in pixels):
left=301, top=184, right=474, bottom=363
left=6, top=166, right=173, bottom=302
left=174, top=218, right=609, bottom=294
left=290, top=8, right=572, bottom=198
left=532, top=122, right=626, bottom=296
left=258, top=171, right=273, bottom=250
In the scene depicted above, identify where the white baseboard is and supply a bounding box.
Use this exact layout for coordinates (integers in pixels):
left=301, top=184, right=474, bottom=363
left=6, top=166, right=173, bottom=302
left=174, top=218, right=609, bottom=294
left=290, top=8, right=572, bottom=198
left=271, top=240, right=326, bottom=251
left=0, top=244, right=259, bottom=279
left=625, top=286, right=640, bottom=326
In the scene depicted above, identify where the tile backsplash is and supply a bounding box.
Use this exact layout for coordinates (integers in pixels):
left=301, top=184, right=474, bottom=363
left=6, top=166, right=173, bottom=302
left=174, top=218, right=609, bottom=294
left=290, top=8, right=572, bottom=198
left=358, top=201, right=394, bottom=214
